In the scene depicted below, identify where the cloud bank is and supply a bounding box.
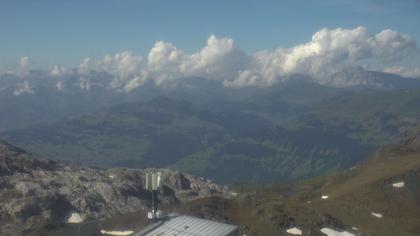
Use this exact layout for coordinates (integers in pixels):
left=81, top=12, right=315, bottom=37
left=75, top=35, right=250, bottom=91
left=227, top=27, right=419, bottom=87
left=9, top=26, right=420, bottom=91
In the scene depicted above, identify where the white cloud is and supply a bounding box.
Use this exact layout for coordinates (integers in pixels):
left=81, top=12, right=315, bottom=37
left=11, top=27, right=417, bottom=90
left=97, top=51, right=143, bottom=79
left=148, top=41, right=183, bottom=71
left=77, top=57, right=92, bottom=75
left=369, top=29, right=418, bottom=63
left=145, top=41, right=184, bottom=87
left=145, top=35, right=249, bottom=87
left=227, top=26, right=419, bottom=87
left=73, top=35, right=250, bottom=91
left=180, top=35, right=250, bottom=80
left=226, top=27, right=372, bottom=87
left=76, top=52, right=144, bottom=91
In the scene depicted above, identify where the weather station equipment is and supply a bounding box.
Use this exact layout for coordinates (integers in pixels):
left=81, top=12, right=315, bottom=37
left=145, top=172, right=163, bottom=221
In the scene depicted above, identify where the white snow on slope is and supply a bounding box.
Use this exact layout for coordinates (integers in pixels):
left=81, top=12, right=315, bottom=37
left=321, top=195, right=329, bottom=199
left=100, top=230, right=134, bottom=236
left=66, top=212, right=83, bottom=223
left=392, top=181, right=405, bottom=188
left=286, top=227, right=303, bottom=235
left=320, top=227, right=355, bottom=236
left=371, top=212, right=383, bottom=218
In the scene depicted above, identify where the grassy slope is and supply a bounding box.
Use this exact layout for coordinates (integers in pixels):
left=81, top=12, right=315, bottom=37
left=291, top=89, right=420, bottom=145
left=312, top=151, right=420, bottom=236
left=176, top=146, right=420, bottom=235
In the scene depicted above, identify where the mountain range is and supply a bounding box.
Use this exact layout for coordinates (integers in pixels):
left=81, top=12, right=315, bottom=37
left=1, top=67, right=420, bottom=130
left=1, top=68, right=420, bottom=183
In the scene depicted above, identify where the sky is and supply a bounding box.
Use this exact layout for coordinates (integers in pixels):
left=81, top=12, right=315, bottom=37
left=1, top=0, right=420, bottom=70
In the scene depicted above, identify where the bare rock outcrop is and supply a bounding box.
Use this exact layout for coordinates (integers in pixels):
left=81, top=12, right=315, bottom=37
left=0, top=140, right=234, bottom=235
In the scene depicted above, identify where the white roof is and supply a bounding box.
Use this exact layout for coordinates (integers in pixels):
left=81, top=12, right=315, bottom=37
left=138, top=215, right=238, bottom=236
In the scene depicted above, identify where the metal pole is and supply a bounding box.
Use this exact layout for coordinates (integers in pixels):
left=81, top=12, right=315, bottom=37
left=151, top=190, right=155, bottom=213
left=152, top=190, right=158, bottom=213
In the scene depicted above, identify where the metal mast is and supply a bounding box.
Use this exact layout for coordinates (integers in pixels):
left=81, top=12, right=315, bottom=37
left=145, top=172, right=162, bottom=220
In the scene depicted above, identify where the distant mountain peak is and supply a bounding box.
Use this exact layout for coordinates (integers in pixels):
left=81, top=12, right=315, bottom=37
left=325, top=67, right=420, bottom=89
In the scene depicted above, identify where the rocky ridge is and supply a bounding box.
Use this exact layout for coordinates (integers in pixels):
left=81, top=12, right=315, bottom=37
left=0, top=139, right=234, bottom=235
left=378, top=124, right=420, bottom=155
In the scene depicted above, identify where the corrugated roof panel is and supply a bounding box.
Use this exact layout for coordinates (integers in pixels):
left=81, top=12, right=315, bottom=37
left=142, top=215, right=238, bottom=236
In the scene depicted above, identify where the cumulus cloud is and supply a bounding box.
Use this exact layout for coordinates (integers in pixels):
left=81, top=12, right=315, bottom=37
left=116, top=27, right=418, bottom=89
left=369, top=29, right=418, bottom=63
left=140, top=41, right=181, bottom=88
left=144, top=35, right=249, bottom=87
left=227, top=26, right=419, bottom=87
left=180, top=35, right=250, bottom=79
left=98, top=52, right=143, bottom=79
left=76, top=52, right=144, bottom=91
left=73, top=35, right=250, bottom=91
left=11, top=27, right=418, bottom=90
left=148, top=41, right=183, bottom=71
left=77, top=57, right=93, bottom=75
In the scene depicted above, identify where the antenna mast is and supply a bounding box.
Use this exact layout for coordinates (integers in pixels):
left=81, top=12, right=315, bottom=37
left=145, top=172, right=163, bottom=220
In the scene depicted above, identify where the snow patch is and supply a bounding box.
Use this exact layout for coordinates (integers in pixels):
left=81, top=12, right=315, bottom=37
left=109, top=175, right=115, bottom=179
left=320, top=227, right=355, bottom=236
left=371, top=212, right=383, bottom=218
left=351, top=227, right=358, bottom=231
left=321, top=195, right=329, bottom=199
left=286, top=227, right=303, bottom=235
left=66, top=212, right=83, bottom=223
left=392, top=181, right=405, bottom=188
left=100, top=230, right=134, bottom=236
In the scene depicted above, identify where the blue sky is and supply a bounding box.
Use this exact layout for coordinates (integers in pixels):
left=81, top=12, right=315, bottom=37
left=1, top=0, right=419, bottom=69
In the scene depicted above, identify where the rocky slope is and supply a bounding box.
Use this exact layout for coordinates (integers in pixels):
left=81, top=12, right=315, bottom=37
left=0, top=139, right=233, bottom=235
